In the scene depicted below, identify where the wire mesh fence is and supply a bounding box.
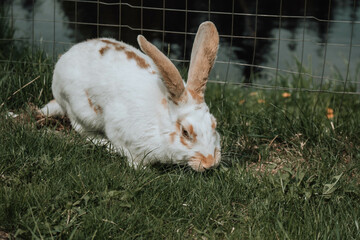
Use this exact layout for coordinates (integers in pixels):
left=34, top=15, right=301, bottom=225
left=1, top=0, right=359, bottom=94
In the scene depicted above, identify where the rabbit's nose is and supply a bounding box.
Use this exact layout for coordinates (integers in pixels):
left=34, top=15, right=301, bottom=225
left=190, top=152, right=217, bottom=172
left=201, top=154, right=215, bottom=169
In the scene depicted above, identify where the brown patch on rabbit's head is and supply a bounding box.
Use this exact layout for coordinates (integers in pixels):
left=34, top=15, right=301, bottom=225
left=189, top=147, right=220, bottom=172
left=211, top=117, right=217, bottom=130
left=180, top=136, right=190, bottom=148
left=189, top=152, right=215, bottom=171
left=187, top=124, right=197, bottom=143
left=169, top=132, right=176, bottom=143
left=175, top=120, right=197, bottom=149
left=161, top=98, right=168, bottom=109
left=172, top=100, right=221, bottom=172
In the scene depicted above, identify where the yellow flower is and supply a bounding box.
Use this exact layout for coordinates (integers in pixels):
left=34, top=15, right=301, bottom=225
left=250, top=92, right=258, bottom=96
left=258, top=99, right=265, bottom=104
left=239, top=99, right=245, bottom=105
left=282, top=92, right=291, bottom=98
left=327, top=108, right=334, bottom=119
left=327, top=108, right=334, bottom=114
left=327, top=114, right=334, bottom=119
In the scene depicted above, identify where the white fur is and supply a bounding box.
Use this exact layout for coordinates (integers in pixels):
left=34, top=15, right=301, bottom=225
left=41, top=37, right=221, bottom=171
left=40, top=100, right=65, bottom=116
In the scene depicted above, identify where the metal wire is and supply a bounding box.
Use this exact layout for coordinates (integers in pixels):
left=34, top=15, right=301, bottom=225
left=338, top=0, right=358, bottom=113
left=297, top=0, right=307, bottom=89
left=274, top=0, right=283, bottom=91
left=250, top=0, right=259, bottom=82
left=1, top=0, right=359, bottom=95
left=51, top=1, right=360, bottom=24
left=2, top=16, right=358, bottom=48
left=118, top=0, right=121, bottom=40
left=52, top=0, right=56, bottom=61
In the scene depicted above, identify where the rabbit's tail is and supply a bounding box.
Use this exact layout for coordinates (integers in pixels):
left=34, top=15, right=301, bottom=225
left=40, top=99, right=65, bottom=116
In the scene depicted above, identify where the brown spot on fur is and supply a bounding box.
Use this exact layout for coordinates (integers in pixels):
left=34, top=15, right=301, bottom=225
left=100, top=41, right=151, bottom=70
left=87, top=97, right=93, bottom=108
left=191, top=152, right=215, bottom=169
left=176, top=120, right=181, bottom=133
left=101, top=39, right=118, bottom=45
left=188, top=124, right=194, bottom=135
left=188, top=124, right=197, bottom=143
left=100, top=39, right=125, bottom=54
left=99, top=39, right=126, bottom=55
left=116, top=45, right=125, bottom=51
left=85, top=90, right=93, bottom=106
left=211, top=118, right=216, bottom=129
left=176, top=120, right=190, bottom=147
left=176, top=121, right=197, bottom=146
left=93, top=105, right=103, bottom=114
left=151, top=71, right=156, bottom=74
left=161, top=98, right=167, bottom=109
left=169, top=132, right=176, bottom=143
left=125, top=50, right=150, bottom=69
left=99, top=46, right=110, bottom=55
left=85, top=90, right=103, bottom=114
left=180, top=136, right=190, bottom=148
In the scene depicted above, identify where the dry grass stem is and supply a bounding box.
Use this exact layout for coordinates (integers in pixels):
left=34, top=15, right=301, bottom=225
left=0, top=75, right=40, bottom=108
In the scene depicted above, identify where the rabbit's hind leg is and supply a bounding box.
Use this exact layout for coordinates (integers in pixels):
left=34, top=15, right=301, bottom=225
left=40, top=99, right=65, bottom=117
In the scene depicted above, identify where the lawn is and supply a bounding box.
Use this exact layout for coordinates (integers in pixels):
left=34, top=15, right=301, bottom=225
left=1, top=22, right=360, bottom=240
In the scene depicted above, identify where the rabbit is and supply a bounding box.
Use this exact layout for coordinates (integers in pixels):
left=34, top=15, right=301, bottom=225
left=40, top=21, right=221, bottom=172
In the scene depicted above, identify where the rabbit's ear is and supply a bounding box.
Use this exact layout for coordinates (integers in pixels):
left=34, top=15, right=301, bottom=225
left=137, top=35, right=185, bottom=104
left=186, top=21, right=219, bottom=104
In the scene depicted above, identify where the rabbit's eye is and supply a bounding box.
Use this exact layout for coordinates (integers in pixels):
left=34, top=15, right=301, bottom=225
left=182, top=128, right=191, bottom=140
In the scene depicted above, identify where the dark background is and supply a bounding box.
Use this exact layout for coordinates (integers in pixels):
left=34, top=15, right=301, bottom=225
left=2, top=0, right=360, bottom=84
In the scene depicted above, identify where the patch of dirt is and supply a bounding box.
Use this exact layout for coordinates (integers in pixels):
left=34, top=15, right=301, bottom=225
left=8, top=103, right=72, bottom=131
left=245, top=134, right=307, bottom=175
left=0, top=230, right=11, bottom=240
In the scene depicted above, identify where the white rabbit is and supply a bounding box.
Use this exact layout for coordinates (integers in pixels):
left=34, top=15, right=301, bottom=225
left=40, top=21, right=221, bottom=172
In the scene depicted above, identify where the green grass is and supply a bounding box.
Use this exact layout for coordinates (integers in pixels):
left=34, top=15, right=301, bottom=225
left=1, top=32, right=360, bottom=239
